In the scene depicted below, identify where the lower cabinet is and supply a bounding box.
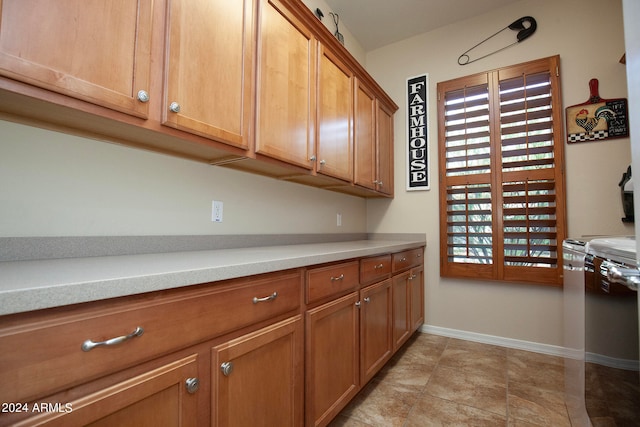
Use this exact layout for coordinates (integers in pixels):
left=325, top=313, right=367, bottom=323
left=67, top=355, right=201, bottom=427
left=0, top=246, right=424, bottom=427
left=410, top=265, right=425, bottom=332
left=305, top=249, right=424, bottom=427
left=212, top=315, right=304, bottom=427
left=360, top=279, right=392, bottom=384
left=305, top=292, right=360, bottom=427
left=0, top=350, right=202, bottom=427
left=392, top=271, right=411, bottom=351
left=393, top=264, right=425, bottom=351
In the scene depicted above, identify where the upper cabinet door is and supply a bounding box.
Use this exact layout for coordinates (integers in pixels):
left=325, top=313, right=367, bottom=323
left=255, top=0, right=315, bottom=169
left=316, top=44, right=353, bottom=182
left=354, top=80, right=377, bottom=190
left=164, top=0, right=255, bottom=149
left=0, top=0, right=153, bottom=118
left=376, top=101, right=394, bottom=196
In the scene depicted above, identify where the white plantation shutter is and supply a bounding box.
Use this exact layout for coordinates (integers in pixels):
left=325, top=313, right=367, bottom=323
left=438, top=56, right=566, bottom=286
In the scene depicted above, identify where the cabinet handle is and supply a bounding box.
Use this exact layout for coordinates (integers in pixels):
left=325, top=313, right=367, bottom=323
left=185, top=377, right=200, bottom=394
left=137, top=90, right=150, bottom=103
left=221, top=362, right=234, bottom=377
left=169, top=102, right=181, bottom=113
left=319, top=159, right=326, bottom=166
left=364, top=297, right=371, bottom=303
left=253, top=291, right=278, bottom=304
left=81, top=326, right=144, bottom=352
left=355, top=301, right=361, bottom=308
left=401, top=257, right=407, bottom=262
left=330, top=274, right=344, bottom=282
left=309, top=155, right=317, bottom=161
left=374, top=263, right=384, bottom=269
left=408, top=274, right=417, bottom=280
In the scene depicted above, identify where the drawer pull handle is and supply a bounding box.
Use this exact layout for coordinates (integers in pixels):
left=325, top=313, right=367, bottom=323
left=374, top=264, right=384, bottom=269
left=401, top=257, right=407, bottom=262
left=253, top=291, right=278, bottom=304
left=81, top=326, right=144, bottom=352
left=330, top=274, right=345, bottom=282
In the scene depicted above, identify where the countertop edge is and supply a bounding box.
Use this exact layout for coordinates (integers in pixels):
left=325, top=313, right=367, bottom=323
left=0, top=239, right=425, bottom=316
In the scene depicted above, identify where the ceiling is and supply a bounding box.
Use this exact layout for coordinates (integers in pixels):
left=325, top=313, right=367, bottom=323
left=324, top=0, right=522, bottom=51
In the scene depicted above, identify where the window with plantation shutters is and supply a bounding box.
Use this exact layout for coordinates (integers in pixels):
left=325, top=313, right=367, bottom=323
left=437, top=56, right=566, bottom=286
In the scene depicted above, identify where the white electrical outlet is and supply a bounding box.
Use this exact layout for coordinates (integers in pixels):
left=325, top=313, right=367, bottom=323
left=212, top=200, right=223, bottom=222
left=337, top=213, right=342, bottom=227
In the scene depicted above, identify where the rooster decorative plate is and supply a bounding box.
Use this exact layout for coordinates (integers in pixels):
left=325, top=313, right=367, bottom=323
left=566, top=79, right=629, bottom=143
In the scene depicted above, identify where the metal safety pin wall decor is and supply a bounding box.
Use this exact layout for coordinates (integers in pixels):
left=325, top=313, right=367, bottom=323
left=458, top=16, right=537, bottom=65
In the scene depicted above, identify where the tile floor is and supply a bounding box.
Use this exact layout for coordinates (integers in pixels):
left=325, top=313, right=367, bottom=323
left=329, top=332, right=573, bottom=427
left=585, top=361, right=640, bottom=426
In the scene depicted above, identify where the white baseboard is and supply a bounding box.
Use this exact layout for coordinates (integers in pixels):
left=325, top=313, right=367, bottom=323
left=420, top=324, right=569, bottom=358
left=420, top=325, right=640, bottom=371
left=586, top=352, right=640, bottom=371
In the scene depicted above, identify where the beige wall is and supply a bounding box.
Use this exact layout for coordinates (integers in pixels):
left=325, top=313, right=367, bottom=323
left=365, top=0, right=633, bottom=346
left=0, top=120, right=367, bottom=237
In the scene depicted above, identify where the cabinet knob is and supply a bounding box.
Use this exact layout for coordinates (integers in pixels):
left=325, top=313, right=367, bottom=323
left=220, top=361, right=234, bottom=377
left=185, top=377, right=200, bottom=394
left=319, top=159, right=326, bottom=166
left=169, top=102, right=181, bottom=113
left=309, top=155, right=317, bottom=161
left=364, top=297, right=371, bottom=303
left=136, top=90, right=150, bottom=103
left=355, top=301, right=361, bottom=308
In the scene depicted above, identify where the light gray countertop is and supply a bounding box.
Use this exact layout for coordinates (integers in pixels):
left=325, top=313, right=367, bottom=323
left=0, top=238, right=425, bottom=316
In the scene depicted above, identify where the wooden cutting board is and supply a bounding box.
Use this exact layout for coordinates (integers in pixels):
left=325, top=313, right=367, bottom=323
left=566, top=78, right=629, bottom=143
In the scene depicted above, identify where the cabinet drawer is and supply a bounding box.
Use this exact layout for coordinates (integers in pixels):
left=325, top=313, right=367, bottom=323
left=360, top=254, right=391, bottom=285
left=392, top=248, right=424, bottom=272
left=0, top=270, right=302, bottom=404
left=306, top=261, right=359, bottom=303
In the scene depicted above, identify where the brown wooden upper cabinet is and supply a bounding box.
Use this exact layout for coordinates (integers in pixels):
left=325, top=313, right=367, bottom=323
left=316, top=44, right=353, bottom=182
left=354, top=80, right=377, bottom=190
left=0, top=0, right=153, bottom=118
left=0, top=0, right=397, bottom=197
left=376, top=101, right=395, bottom=196
left=354, top=79, right=394, bottom=196
left=163, top=0, right=255, bottom=149
left=255, top=0, right=316, bottom=170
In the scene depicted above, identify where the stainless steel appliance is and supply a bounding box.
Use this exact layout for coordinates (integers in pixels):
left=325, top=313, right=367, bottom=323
left=563, top=237, right=640, bottom=426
